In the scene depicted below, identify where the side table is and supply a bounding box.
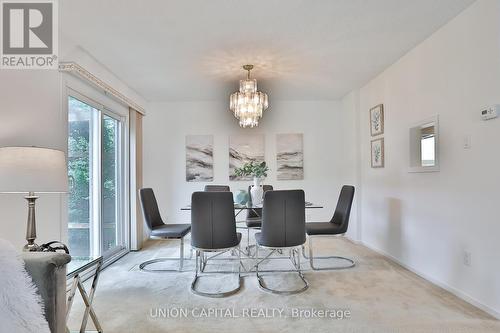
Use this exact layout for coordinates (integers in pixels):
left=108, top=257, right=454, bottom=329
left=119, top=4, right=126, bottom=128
left=66, top=256, right=103, bottom=333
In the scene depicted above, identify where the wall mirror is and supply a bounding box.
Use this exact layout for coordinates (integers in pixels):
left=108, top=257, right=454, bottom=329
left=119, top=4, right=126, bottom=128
left=409, top=115, right=439, bottom=172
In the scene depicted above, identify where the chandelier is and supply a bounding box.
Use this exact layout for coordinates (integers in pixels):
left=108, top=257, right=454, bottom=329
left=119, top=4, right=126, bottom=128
left=230, top=64, right=269, bottom=128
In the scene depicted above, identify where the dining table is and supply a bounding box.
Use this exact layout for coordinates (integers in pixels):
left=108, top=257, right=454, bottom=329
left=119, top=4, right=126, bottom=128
left=181, top=201, right=324, bottom=223
left=180, top=201, right=325, bottom=266
left=180, top=202, right=323, bottom=218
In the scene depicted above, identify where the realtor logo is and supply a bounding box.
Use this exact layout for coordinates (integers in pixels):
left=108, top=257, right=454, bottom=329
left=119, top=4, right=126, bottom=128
left=1, top=0, right=58, bottom=69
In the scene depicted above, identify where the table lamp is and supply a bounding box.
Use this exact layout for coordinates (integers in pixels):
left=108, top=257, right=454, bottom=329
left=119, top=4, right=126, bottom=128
left=0, top=146, right=68, bottom=251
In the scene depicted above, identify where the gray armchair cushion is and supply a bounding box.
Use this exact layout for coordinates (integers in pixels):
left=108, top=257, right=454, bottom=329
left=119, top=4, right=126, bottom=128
left=22, top=252, right=71, bottom=333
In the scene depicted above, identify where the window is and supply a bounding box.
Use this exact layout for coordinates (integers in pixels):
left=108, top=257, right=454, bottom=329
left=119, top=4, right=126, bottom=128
left=68, top=93, right=127, bottom=259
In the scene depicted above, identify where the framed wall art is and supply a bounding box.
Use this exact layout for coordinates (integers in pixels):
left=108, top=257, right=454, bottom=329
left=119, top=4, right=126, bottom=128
left=370, top=104, right=384, bottom=136
left=371, top=138, right=385, bottom=168
left=229, top=134, right=265, bottom=181
left=276, top=133, right=303, bottom=180
left=186, top=135, right=214, bottom=182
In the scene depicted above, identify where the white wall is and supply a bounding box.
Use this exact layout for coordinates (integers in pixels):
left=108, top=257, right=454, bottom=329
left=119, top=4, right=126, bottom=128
left=143, top=100, right=358, bottom=239
left=347, top=0, right=500, bottom=317
left=341, top=91, right=361, bottom=241
left=59, top=33, right=148, bottom=110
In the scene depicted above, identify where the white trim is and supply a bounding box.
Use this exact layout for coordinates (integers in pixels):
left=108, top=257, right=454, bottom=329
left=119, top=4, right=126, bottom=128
left=118, top=111, right=131, bottom=253
left=64, top=75, right=128, bottom=117
left=94, top=106, right=102, bottom=257
left=59, top=62, right=146, bottom=115
left=353, top=238, right=500, bottom=320
left=129, top=111, right=142, bottom=251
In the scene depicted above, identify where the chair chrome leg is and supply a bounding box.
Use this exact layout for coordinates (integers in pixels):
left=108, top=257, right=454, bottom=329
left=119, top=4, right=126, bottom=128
left=139, top=236, right=190, bottom=272
left=201, top=252, right=208, bottom=272
left=256, top=246, right=309, bottom=295
left=195, top=249, right=200, bottom=276
left=190, top=248, right=243, bottom=298
left=179, top=237, right=184, bottom=271
left=247, top=228, right=251, bottom=256
left=243, top=228, right=259, bottom=257
left=255, top=244, right=259, bottom=276
left=304, top=236, right=355, bottom=271
left=296, top=248, right=301, bottom=270
left=238, top=244, right=242, bottom=279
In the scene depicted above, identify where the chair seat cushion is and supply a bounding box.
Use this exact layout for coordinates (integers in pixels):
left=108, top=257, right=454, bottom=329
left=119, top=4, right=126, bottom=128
left=151, top=224, right=191, bottom=238
left=306, top=222, right=345, bottom=235
left=245, top=217, right=262, bottom=228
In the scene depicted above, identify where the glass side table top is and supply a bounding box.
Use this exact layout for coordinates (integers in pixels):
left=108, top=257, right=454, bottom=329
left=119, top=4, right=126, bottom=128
left=67, top=256, right=103, bottom=278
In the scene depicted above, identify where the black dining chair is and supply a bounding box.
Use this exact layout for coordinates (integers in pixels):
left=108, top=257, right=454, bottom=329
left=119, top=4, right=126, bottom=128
left=255, top=190, right=308, bottom=295
left=190, top=191, right=243, bottom=297
left=138, top=188, right=192, bottom=272
left=204, top=185, right=230, bottom=192
left=303, top=185, right=355, bottom=270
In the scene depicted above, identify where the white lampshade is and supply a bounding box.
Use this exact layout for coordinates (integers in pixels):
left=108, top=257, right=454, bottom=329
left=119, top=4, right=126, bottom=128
left=0, top=147, right=68, bottom=194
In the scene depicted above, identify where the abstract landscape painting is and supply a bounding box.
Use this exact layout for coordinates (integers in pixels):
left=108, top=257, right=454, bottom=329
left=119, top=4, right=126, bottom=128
left=186, top=135, right=214, bottom=182
left=277, top=133, right=304, bottom=180
left=229, top=134, right=265, bottom=181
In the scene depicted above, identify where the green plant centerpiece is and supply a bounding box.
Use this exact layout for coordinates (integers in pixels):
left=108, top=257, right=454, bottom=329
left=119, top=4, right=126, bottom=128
left=234, top=161, right=269, bottom=206
left=234, top=161, right=269, bottom=179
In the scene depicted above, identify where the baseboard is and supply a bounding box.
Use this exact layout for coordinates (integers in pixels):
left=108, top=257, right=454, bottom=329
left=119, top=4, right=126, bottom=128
left=344, top=235, right=363, bottom=245
left=358, top=241, right=500, bottom=320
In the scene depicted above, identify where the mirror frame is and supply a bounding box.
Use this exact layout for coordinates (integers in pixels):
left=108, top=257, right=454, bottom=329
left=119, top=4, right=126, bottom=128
left=408, top=115, right=440, bottom=173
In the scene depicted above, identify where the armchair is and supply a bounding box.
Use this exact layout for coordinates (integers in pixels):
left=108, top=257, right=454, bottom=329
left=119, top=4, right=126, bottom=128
left=22, top=252, right=71, bottom=333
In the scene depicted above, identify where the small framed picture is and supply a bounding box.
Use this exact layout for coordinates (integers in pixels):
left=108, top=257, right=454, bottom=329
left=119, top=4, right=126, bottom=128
left=371, top=138, right=385, bottom=168
left=370, top=104, right=384, bottom=136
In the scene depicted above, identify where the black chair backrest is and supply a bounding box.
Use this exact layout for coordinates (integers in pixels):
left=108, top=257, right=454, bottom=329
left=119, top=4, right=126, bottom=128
left=204, top=185, right=230, bottom=192
left=191, top=191, right=239, bottom=249
left=331, top=185, right=355, bottom=233
left=139, top=188, right=164, bottom=231
left=260, top=190, right=306, bottom=248
left=247, top=184, right=273, bottom=218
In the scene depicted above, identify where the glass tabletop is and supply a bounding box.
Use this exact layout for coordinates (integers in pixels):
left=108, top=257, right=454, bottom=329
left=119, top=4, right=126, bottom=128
left=181, top=202, right=323, bottom=210
left=67, top=256, right=103, bottom=278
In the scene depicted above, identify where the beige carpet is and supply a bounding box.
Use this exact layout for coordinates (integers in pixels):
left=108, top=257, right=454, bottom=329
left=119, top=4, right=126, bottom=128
left=68, top=235, right=499, bottom=333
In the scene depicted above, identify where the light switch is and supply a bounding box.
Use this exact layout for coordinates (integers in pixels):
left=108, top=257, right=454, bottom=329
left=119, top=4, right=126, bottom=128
left=463, top=135, right=471, bottom=149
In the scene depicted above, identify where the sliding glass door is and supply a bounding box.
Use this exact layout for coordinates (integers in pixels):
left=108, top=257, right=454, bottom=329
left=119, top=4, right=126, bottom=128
left=101, top=114, right=121, bottom=253
left=68, top=96, right=96, bottom=258
left=68, top=93, right=127, bottom=260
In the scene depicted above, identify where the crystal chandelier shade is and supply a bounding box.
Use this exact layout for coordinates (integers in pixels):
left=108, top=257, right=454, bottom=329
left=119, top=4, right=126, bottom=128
left=229, top=65, right=269, bottom=128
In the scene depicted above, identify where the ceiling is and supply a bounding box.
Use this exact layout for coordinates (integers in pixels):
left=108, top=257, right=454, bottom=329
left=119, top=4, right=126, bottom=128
left=60, top=0, right=474, bottom=102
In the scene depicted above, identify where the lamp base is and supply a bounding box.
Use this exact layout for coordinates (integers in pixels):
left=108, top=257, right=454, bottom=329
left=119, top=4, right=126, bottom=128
left=23, top=242, right=41, bottom=252
left=24, top=192, right=40, bottom=252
